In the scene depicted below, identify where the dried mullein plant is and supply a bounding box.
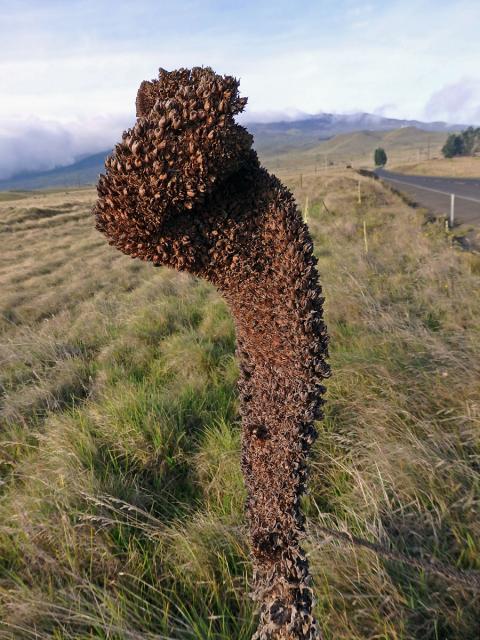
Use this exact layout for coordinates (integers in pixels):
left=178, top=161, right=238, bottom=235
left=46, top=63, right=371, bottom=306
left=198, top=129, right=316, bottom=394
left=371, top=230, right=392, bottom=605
left=94, top=66, right=330, bottom=640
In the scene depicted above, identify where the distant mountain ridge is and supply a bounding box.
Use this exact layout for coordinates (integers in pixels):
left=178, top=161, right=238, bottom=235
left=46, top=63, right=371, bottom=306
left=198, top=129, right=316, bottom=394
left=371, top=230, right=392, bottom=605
left=0, top=112, right=464, bottom=191
left=0, top=151, right=109, bottom=192
left=247, top=112, right=464, bottom=154
left=248, top=111, right=463, bottom=133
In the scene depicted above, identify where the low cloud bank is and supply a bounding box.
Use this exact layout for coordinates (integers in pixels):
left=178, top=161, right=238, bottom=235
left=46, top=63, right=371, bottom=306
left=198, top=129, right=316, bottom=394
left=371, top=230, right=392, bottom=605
left=0, top=110, right=313, bottom=179
left=0, top=114, right=132, bottom=180
left=239, top=108, right=314, bottom=123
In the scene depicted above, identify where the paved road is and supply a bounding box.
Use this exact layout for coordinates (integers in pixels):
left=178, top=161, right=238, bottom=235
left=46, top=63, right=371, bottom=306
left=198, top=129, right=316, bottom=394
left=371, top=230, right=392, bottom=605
left=375, top=169, right=480, bottom=227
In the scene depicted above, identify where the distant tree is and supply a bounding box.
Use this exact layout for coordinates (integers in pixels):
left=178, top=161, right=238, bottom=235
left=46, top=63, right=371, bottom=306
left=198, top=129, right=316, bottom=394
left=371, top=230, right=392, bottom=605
left=442, top=127, right=480, bottom=158
left=374, top=147, right=387, bottom=167
left=442, top=134, right=465, bottom=158
left=461, top=126, right=480, bottom=155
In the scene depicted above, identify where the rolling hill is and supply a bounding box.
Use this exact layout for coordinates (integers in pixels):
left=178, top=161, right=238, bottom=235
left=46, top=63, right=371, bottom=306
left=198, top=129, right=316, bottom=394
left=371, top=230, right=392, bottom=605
left=260, top=126, right=448, bottom=175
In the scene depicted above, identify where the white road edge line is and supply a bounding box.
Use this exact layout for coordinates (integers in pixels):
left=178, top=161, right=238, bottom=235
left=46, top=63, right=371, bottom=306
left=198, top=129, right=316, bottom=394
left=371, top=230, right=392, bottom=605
left=379, top=175, right=480, bottom=204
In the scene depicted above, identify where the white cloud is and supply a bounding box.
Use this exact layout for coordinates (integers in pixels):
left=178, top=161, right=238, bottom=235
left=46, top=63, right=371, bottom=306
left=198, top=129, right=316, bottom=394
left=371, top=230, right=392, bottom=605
left=424, top=78, right=480, bottom=124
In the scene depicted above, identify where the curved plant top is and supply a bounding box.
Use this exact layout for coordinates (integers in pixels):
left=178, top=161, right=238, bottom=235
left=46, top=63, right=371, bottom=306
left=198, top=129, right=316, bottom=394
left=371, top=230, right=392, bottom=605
left=94, top=66, right=330, bottom=640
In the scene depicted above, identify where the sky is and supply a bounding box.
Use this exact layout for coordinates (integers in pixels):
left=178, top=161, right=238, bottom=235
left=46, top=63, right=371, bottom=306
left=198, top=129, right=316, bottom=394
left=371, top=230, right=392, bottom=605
left=1, top=0, right=479, bottom=178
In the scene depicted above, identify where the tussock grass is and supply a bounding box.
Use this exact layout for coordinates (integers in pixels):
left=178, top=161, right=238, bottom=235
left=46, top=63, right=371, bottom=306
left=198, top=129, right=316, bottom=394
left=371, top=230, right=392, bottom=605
left=1, top=174, right=479, bottom=638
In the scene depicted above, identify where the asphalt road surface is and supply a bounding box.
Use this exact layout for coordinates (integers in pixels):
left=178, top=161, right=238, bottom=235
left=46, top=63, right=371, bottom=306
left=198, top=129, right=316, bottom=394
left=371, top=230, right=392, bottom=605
left=375, top=168, right=480, bottom=227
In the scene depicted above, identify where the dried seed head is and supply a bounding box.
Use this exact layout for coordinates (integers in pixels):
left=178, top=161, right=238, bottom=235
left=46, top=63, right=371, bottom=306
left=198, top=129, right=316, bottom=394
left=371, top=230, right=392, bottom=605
left=94, top=67, right=254, bottom=263
left=93, top=66, right=329, bottom=640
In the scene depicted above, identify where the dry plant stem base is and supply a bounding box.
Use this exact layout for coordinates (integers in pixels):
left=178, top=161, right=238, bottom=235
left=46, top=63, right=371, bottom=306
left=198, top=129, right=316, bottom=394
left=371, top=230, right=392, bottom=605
left=93, top=67, right=330, bottom=640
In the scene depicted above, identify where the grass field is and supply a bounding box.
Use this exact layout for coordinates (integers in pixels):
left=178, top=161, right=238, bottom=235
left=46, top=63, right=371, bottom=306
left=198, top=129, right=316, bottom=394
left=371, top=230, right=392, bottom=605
left=1, top=170, right=480, bottom=639
left=390, top=156, right=480, bottom=178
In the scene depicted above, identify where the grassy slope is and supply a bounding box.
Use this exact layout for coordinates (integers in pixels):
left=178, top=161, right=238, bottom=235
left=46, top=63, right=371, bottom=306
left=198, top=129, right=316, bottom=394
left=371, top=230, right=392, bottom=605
left=1, top=173, right=480, bottom=639
left=390, top=156, right=480, bottom=178
left=261, top=128, right=447, bottom=176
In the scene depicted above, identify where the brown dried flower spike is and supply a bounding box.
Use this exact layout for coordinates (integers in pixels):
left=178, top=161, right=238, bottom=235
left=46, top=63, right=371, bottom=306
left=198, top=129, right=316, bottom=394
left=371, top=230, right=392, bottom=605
left=94, top=66, right=330, bottom=640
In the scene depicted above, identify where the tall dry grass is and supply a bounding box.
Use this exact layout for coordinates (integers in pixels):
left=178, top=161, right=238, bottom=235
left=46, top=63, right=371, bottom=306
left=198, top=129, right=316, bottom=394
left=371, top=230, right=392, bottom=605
left=0, top=172, right=479, bottom=639
left=390, top=156, right=480, bottom=178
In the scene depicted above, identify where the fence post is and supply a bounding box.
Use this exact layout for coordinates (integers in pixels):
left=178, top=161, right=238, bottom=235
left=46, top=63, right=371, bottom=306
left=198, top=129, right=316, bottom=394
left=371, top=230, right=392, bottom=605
left=449, top=193, right=455, bottom=228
